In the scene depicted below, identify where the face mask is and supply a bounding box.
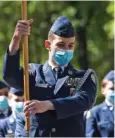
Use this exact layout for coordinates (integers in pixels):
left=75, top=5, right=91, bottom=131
left=52, top=49, right=73, bottom=66
left=0, top=96, right=9, bottom=110
left=106, top=91, right=115, bottom=104
left=12, top=101, right=23, bottom=113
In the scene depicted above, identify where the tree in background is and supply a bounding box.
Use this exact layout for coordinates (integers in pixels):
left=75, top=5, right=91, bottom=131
left=0, top=1, right=114, bottom=104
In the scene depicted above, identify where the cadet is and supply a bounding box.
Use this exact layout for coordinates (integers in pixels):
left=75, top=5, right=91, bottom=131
left=0, top=81, right=11, bottom=119
left=85, top=70, right=114, bottom=137
left=3, top=16, right=97, bottom=137
left=0, top=87, right=24, bottom=137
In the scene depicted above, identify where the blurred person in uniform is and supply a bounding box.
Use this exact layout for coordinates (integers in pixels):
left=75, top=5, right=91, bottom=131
left=3, top=16, right=97, bottom=137
left=0, top=87, right=24, bottom=137
left=8, top=87, right=24, bottom=119
left=0, top=80, right=10, bottom=119
left=85, top=70, right=114, bottom=137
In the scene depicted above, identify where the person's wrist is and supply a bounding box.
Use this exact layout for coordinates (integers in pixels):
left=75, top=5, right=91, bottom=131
left=12, top=33, right=21, bottom=41
left=45, top=100, right=55, bottom=110
left=8, top=35, right=21, bottom=55
left=9, top=46, right=19, bottom=55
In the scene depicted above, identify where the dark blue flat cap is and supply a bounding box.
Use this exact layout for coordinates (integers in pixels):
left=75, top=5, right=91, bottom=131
left=50, top=16, right=75, bottom=38
left=104, top=70, right=114, bottom=82
left=0, top=81, right=8, bottom=89
left=9, top=87, right=23, bottom=96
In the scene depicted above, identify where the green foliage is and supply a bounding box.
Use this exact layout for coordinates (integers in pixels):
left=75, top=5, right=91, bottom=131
left=0, top=1, right=114, bottom=104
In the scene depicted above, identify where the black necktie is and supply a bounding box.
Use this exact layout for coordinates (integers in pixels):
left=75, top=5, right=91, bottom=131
left=54, top=67, right=62, bottom=80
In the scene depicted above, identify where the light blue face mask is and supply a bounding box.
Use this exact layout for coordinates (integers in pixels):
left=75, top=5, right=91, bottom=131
left=52, top=49, right=73, bottom=66
left=106, top=91, right=115, bottom=104
left=0, top=96, right=9, bottom=110
left=14, top=102, right=23, bottom=113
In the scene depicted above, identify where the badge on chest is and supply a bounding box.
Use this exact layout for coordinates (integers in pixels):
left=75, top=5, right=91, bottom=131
left=66, top=77, right=81, bottom=95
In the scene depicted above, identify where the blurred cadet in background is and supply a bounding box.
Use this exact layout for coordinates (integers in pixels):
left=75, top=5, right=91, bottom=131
left=85, top=70, right=114, bottom=137
left=15, top=113, right=38, bottom=137
left=9, top=87, right=24, bottom=119
left=0, top=81, right=10, bottom=119
left=0, top=87, right=24, bottom=137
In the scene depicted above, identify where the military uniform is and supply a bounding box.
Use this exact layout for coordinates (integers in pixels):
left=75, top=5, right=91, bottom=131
left=3, top=55, right=97, bottom=137
left=15, top=113, right=38, bottom=137
left=0, top=113, right=15, bottom=137
left=85, top=101, right=114, bottom=137
left=85, top=70, right=114, bottom=137
left=3, top=16, right=97, bottom=137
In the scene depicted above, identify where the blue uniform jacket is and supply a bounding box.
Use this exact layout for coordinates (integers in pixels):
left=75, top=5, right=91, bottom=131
left=15, top=113, right=38, bottom=137
left=0, top=113, right=16, bottom=137
left=3, top=50, right=97, bottom=137
left=85, top=101, right=114, bottom=137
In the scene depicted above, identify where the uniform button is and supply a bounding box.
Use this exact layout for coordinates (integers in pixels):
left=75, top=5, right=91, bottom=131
left=51, top=128, right=56, bottom=132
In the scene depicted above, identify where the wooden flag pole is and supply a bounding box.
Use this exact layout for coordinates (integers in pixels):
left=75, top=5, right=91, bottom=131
left=21, top=0, right=30, bottom=136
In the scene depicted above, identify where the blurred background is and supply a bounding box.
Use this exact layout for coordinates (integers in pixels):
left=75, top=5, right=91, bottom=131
left=0, top=1, right=114, bottom=104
